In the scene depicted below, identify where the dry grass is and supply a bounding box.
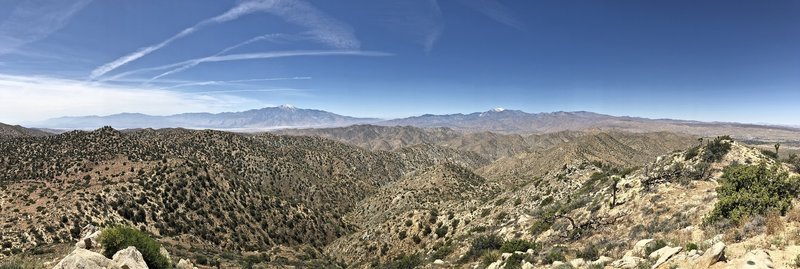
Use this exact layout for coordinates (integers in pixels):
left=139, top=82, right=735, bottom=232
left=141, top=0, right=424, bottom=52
left=786, top=206, right=800, bottom=223
left=766, top=211, right=785, bottom=236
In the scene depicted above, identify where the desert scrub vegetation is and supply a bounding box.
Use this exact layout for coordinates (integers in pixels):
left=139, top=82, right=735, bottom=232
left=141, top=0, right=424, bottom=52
left=460, top=234, right=504, bottom=262
left=384, top=253, right=421, bottom=269
left=702, top=136, right=732, bottom=163
left=705, top=163, right=800, bottom=226
left=500, top=239, right=537, bottom=253
left=98, top=225, right=171, bottom=269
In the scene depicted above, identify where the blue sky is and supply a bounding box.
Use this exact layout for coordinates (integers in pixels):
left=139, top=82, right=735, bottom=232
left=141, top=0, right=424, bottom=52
left=0, top=0, right=798, bottom=125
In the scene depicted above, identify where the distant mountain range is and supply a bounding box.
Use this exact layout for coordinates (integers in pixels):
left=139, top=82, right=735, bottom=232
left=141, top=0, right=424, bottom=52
left=19, top=106, right=800, bottom=143
left=28, top=105, right=378, bottom=130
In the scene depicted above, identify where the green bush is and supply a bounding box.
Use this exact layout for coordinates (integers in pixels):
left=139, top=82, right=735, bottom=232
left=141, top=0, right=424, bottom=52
left=430, top=243, right=454, bottom=260
left=461, top=234, right=503, bottom=262
left=705, top=163, right=800, bottom=225
left=98, top=225, right=171, bottom=269
left=685, top=243, right=698, bottom=252
left=195, top=254, right=208, bottom=265
left=481, top=251, right=500, bottom=266
left=702, top=136, right=732, bottom=163
left=684, top=146, right=700, bottom=161
left=500, top=239, right=536, bottom=253
left=386, top=253, right=421, bottom=269
left=504, top=253, right=525, bottom=269
left=435, top=226, right=448, bottom=238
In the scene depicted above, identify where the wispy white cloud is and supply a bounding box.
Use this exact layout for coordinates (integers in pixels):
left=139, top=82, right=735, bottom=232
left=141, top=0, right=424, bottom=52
left=457, top=0, right=524, bottom=29
left=150, top=31, right=357, bottom=80
left=89, top=27, right=199, bottom=79
left=160, top=76, right=311, bottom=90
left=0, top=0, right=92, bottom=56
left=90, top=0, right=359, bottom=79
left=192, top=88, right=309, bottom=95
left=152, top=33, right=293, bottom=81
left=385, top=1, right=444, bottom=53
left=103, top=50, right=390, bottom=82
left=0, top=73, right=269, bottom=124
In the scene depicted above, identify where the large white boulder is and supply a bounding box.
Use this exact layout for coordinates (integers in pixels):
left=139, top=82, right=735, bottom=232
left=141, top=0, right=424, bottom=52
left=52, top=248, right=120, bottom=269
left=651, top=246, right=681, bottom=268
left=176, top=258, right=195, bottom=269
left=112, top=246, right=148, bottom=269
left=738, top=250, right=774, bottom=269
left=611, top=256, right=645, bottom=268
left=693, top=242, right=725, bottom=269
left=632, top=239, right=655, bottom=257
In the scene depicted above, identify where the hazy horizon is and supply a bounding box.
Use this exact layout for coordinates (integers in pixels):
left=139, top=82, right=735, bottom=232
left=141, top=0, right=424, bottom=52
left=1, top=0, right=799, bottom=125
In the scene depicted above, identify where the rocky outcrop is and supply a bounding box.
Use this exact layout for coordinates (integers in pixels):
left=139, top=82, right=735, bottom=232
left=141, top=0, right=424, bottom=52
left=590, top=256, right=613, bottom=267
left=52, top=248, right=121, bottom=269
left=650, top=246, right=682, bottom=268
left=75, top=224, right=102, bottom=250
left=569, top=258, right=586, bottom=268
left=176, top=259, right=197, bottom=269
left=611, top=256, right=645, bottom=268
left=693, top=242, right=725, bottom=269
left=632, top=239, right=656, bottom=257
left=738, top=250, right=774, bottom=269
left=53, top=246, right=152, bottom=269
left=112, top=246, right=148, bottom=269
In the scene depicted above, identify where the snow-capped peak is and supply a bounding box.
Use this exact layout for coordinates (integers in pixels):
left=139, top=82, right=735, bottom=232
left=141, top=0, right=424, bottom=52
left=491, top=107, right=505, bottom=112
left=278, top=104, right=296, bottom=109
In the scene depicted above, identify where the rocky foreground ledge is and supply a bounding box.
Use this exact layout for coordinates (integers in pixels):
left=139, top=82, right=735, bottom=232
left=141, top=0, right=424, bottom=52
left=476, top=237, right=782, bottom=269
left=52, top=225, right=196, bottom=269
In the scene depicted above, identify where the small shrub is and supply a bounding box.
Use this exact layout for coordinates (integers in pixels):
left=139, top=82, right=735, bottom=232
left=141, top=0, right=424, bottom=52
left=685, top=243, right=698, bottom=252
left=702, top=136, right=732, bottom=163
left=684, top=146, right=700, bottom=161
left=644, top=239, right=667, bottom=256
left=431, top=243, right=454, bottom=260
left=98, top=225, right=171, bottom=269
left=386, top=253, right=421, bottom=269
left=411, top=235, right=421, bottom=244
left=481, top=251, right=500, bottom=266
left=435, top=226, right=448, bottom=238
left=577, top=244, right=599, bottom=261
left=504, top=253, right=524, bottom=269
left=469, top=226, right=487, bottom=233
left=195, top=254, right=208, bottom=265
left=461, top=234, right=503, bottom=262
left=500, top=239, right=536, bottom=253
